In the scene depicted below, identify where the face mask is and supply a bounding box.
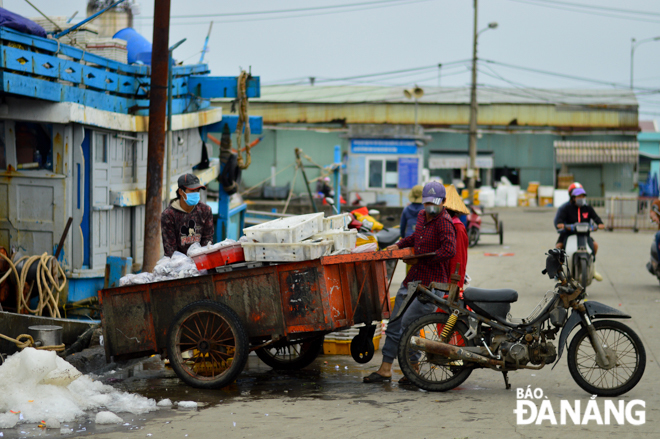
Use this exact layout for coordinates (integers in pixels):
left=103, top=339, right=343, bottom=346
left=426, top=204, right=442, bottom=216
left=575, top=198, right=586, bottom=207
left=184, top=191, right=200, bottom=206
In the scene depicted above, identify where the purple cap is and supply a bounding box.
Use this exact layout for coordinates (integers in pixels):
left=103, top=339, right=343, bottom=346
left=422, top=181, right=446, bottom=205
left=572, top=187, right=586, bottom=197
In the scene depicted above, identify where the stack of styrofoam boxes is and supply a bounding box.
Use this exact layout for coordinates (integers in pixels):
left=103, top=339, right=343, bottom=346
left=323, top=322, right=383, bottom=355
left=32, top=17, right=99, bottom=48
left=241, top=212, right=333, bottom=262
left=312, top=213, right=357, bottom=252
left=84, top=38, right=128, bottom=64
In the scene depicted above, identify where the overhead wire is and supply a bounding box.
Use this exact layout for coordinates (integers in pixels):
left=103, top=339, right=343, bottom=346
left=136, top=0, right=435, bottom=26
left=507, top=0, right=660, bottom=25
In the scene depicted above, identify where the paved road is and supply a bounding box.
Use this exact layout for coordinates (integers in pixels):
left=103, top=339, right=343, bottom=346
left=75, top=209, right=660, bottom=438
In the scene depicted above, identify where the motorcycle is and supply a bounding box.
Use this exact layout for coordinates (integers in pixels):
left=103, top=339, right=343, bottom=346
left=466, top=203, right=482, bottom=248
left=646, top=204, right=660, bottom=284
left=393, top=248, right=645, bottom=396
left=560, top=221, right=598, bottom=292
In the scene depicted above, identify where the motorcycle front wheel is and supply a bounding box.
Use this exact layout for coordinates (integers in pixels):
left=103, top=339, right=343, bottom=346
left=567, top=319, right=646, bottom=397
left=397, top=312, right=474, bottom=392
left=467, top=227, right=480, bottom=248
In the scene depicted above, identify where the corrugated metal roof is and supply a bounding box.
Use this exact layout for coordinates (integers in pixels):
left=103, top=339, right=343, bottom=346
left=554, top=141, right=639, bottom=164
left=227, top=85, right=638, bottom=107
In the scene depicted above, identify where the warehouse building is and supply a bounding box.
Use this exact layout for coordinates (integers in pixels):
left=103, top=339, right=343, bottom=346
left=213, top=86, right=638, bottom=205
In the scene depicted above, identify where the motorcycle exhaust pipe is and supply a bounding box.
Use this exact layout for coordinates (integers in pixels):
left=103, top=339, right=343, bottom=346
left=411, top=336, right=504, bottom=367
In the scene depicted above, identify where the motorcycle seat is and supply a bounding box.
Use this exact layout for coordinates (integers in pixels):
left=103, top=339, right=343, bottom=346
left=464, top=287, right=518, bottom=303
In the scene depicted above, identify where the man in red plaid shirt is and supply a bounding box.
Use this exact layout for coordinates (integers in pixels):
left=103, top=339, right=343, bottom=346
left=364, top=181, right=456, bottom=383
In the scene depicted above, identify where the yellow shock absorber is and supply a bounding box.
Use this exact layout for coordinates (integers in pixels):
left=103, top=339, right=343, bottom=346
left=440, top=311, right=459, bottom=342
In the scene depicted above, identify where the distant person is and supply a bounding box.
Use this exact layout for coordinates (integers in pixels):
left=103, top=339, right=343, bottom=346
left=444, top=185, right=470, bottom=289
left=316, top=176, right=333, bottom=198
left=161, top=174, right=214, bottom=257
left=554, top=182, right=583, bottom=228
left=400, top=185, right=424, bottom=239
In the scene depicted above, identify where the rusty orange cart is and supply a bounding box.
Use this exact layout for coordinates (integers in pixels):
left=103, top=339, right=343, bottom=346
left=99, top=248, right=410, bottom=389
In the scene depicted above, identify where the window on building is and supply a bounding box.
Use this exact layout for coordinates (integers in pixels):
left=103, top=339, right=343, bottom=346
left=0, top=121, right=5, bottom=170
left=95, top=132, right=108, bottom=163
left=368, top=158, right=399, bottom=189
left=15, top=122, right=53, bottom=170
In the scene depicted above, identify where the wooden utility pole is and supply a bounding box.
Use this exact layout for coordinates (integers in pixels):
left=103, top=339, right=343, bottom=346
left=142, top=0, right=171, bottom=272
left=467, top=0, right=479, bottom=204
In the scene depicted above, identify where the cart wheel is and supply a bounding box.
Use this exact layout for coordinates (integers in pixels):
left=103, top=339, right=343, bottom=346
left=499, top=221, right=504, bottom=245
left=255, top=335, right=325, bottom=370
left=467, top=226, right=480, bottom=248
left=167, top=300, right=249, bottom=389
left=350, top=325, right=377, bottom=364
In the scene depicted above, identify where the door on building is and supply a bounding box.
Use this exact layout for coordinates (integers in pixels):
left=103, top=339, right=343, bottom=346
left=567, top=165, right=603, bottom=197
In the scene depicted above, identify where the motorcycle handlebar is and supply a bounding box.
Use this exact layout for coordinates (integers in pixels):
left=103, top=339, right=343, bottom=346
left=556, top=222, right=598, bottom=233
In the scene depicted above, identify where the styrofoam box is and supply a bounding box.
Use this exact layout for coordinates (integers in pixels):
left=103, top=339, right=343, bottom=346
left=241, top=239, right=333, bottom=262
left=324, top=213, right=351, bottom=231
left=312, top=229, right=357, bottom=251
left=243, top=212, right=324, bottom=243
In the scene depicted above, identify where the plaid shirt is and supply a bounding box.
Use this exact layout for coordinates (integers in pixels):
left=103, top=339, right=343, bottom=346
left=397, top=208, right=456, bottom=287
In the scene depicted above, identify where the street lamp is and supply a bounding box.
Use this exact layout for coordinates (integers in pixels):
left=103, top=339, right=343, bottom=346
left=404, top=85, right=424, bottom=135
left=630, top=36, right=660, bottom=89
left=467, top=0, right=498, bottom=203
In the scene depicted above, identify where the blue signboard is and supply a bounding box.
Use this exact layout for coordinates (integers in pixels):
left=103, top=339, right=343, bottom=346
left=350, top=139, right=418, bottom=155
left=398, top=157, right=419, bottom=189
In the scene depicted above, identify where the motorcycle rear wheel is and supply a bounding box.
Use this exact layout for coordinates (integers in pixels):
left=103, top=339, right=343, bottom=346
left=468, top=227, right=480, bottom=248
left=397, top=313, right=474, bottom=392
left=567, top=319, right=646, bottom=397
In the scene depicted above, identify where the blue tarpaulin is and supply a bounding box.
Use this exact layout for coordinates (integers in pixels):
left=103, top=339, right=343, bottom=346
left=0, top=8, right=46, bottom=38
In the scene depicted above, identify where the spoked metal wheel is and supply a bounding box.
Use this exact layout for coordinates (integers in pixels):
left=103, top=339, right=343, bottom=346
left=167, top=300, right=249, bottom=389
left=255, top=335, right=325, bottom=370
left=567, top=319, right=646, bottom=396
left=397, top=312, right=474, bottom=392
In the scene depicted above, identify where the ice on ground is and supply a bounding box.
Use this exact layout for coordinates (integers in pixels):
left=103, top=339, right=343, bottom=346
left=0, top=348, right=157, bottom=425
left=157, top=398, right=173, bottom=407
left=177, top=401, right=198, bottom=409
left=0, top=412, right=18, bottom=428
left=95, top=411, right=123, bottom=424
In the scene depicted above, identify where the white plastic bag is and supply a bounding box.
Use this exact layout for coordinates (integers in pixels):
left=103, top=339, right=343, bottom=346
left=351, top=243, right=377, bottom=253
left=187, top=242, right=203, bottom=258
left=119, top=273, right=137, bottom=286
left=131, top=272, right=155, bottom=284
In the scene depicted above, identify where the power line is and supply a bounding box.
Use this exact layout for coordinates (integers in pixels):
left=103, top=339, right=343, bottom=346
left=135, top=0, right=411, bottom=19
left=529, top=0, right=660, bottom=18
left=134, top=0, right=434, bottom=25
left=507, top=0, right=660, bottom=25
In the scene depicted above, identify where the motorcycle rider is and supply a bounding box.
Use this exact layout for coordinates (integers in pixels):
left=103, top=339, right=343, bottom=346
left=647, top=199, right=660, bottom=275
left=400, top=185, right=424, bottom=239
left=554, top=182, right=583, bottom=229
left=555, top=187, right=604, bottom=281
left=363, top=181, right=456, bottom=384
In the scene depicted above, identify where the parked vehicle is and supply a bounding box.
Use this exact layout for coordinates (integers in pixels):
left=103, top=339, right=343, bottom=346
left=561, top=221, right=598, bottom=292
left=394, top=248, right=645, bottom=396
left=466, top=202, right=504, bottom=247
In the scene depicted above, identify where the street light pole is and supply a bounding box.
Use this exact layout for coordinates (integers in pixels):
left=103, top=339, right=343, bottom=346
left=467, top=0, right=479, bottom=204
left=630, top=36, right=660, bottom=89
left=467, top=1, right=498, bottom=204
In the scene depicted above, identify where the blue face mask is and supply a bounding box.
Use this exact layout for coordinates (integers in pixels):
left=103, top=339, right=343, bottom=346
left=184, top=191, right=200, bottom=206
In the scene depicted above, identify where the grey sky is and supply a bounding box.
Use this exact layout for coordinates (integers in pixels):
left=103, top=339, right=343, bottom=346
left=5, top=0, right=660, bottom=119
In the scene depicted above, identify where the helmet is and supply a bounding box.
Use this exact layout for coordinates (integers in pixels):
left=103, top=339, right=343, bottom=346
left=567, top=182, right=583, bottom=196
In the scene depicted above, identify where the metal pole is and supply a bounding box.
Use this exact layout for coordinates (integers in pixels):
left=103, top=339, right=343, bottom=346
left=438, top=63, right=442, bottom=87
left=199, top=22, right=214, bottom=64
left=630, top=38, right=635, bottom=89
left=142, top=0, right=171, bottom=273
left=166, top=54, right=173, bottom=204
left=295, top=148, right=318, bottom=213
left=54, top=0, right=126, bottom=39
left=467, top=0, right=479, bottom=203
left=334, top=145, right=341, bottom=214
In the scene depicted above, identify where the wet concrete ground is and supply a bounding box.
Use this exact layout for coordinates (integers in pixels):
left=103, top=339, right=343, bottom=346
left=3, top=207, right=660, bottom=438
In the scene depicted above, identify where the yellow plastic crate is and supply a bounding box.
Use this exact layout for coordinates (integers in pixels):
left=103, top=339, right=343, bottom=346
left=323, top=335, right=381, bottom=355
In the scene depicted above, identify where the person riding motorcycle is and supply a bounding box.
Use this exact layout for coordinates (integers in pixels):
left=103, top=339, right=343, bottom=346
left=647, top=200, right=660, bottom=276
left=555, top=187, right=604, bottom=281
left=554, top=182, right=583, bottom=228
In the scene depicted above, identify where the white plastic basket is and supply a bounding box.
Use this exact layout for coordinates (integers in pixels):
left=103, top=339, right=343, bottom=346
left=243, top=212, right=324, bottom=243
left=312, top=229, right=357, bottom=251
left=241, top=239, right=333, bottom=262
left=323, top=213, right=351, bottom=231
